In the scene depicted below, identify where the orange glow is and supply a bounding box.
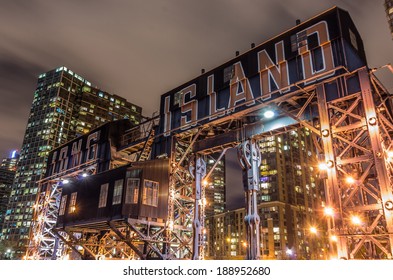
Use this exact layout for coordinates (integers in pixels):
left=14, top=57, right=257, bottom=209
left=324, top=207, right=334, bottom=216
left=346, top=176, right=355, bottom=184
left=318, top=162, right=328, bottom=171
left=351, top=215, right=361, bottom=225
left=309, top=226, right=317, bottom=234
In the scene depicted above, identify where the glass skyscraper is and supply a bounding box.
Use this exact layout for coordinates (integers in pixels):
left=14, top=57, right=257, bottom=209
left=1, top=67, right=142, bottom=258
left=206, top=128, right=328, bottom=260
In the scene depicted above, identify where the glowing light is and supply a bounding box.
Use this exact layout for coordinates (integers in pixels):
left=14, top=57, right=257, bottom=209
left=263, top=110, right=275, bottom=119
left=324, top=207, right=334, bottom=216
left=346, top=176, right=355, bottom=184
left=242, top=241, right=247, bottom=248
left=330, top=235, right=338, bottom=242
left=388, top=151, right=393, bottom=159
left=202, top=180, right=208, bottom=187
left=286, top=249, right=293, bottom=255
left=351, top=215, right=361, bottom=225
left=318, top=162, right=328, bottom=171
left=62, top=179, right=70, bottom=185
left=82, top=173, right=88, bottom=178
left=309, top=226, right=317, bottom=234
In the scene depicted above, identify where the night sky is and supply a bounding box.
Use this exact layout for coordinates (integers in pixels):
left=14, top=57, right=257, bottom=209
left=0, top=0, right=392, bottom=159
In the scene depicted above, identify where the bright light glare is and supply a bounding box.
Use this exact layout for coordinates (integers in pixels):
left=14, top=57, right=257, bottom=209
left=351, top=216, right=361, bottom=225
left=202, top=179, right=208, bottom=186
left=388, top=151, right=393, bottom=158
left=330, top=235, right=338, bottom=242
left=318, top=163, right=328, bottom=171
left=309, top=226, right=317, bottom=234
left=324, top=207, right=334, bottom=216
left=62, top=179, right=69, bottom=184
left=82, top=173, right=88, bottom=178
left=263, top=110, right=275, bottom=119
left=286, top=249, right=293, bottom=255
left=346, top=176, right=355, bottom=184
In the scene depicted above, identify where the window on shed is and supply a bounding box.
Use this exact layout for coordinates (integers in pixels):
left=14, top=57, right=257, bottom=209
left=142, top=180, right=159, bottom=207
left=125, top=178, right=140, bottom=204
left=112, top=179, right=124, bottom=205
left=98, top=183, right=109, bottom=208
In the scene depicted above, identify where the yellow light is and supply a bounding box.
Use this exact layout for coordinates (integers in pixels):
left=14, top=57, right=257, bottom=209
left=324, top=207, right=334, bottom=216
left=202, top=180, right=208, bottom=187
left=346, top=176, right=355, bottom=184
left=388, top=151, right=393, bottom=159
left=318, top=162, right=328, bottom=171
left=351, top=215, right=361, bottom=225
left=226, top=238, right=230, bottom=243
left=242, top=242, right=247, bottom=248
left=309, top=226, right=317, bottom=234
left=331, top=235, right=338, bottom=242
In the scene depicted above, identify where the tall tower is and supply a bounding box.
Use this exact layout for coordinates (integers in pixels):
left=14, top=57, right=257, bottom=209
left=385, top=0, right=393, bottom=38
left=1, top=67, right=142, bottom=258
left=206, top=128, right=327, bottom=259
left=0, top=151, right=19, bottom=256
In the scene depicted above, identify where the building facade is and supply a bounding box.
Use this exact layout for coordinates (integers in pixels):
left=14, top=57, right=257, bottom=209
left=385, top=0, right=393, bottom=38
left=0, top=151, right=19, bottom=259
left=1, top=67, right=142, bottom=258
left=205, top=155, right=225, bottom=218
left=206, top=128, right=329, bottom=260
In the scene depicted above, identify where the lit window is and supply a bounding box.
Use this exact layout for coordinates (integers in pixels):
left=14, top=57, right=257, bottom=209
left=142, top=180, right=159, bottom=207
left=98, top=183, right=109, bottom=208
left=125, top=178, right=140, bottom=204
left=112, top=179, right=124, bottom=205
left=69, top=192, right=77, bottom=213
left=59, top=195, right=67, bottom=216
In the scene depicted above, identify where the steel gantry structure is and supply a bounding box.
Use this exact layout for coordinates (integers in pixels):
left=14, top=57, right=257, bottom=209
left=25, top=7, right=393, bottom=260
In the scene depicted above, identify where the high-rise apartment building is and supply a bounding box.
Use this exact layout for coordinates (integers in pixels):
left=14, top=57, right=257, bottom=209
left=1, top=151, right=19, bottom=172
left=0, top=151, right=19, bottom=243
left=1, top=66, right=142, bottom=258
left=206, top=128, right=328, bottom=260
left=205, top=156, right=225, bottom=218
left=385, top=0, right=393, bottom=38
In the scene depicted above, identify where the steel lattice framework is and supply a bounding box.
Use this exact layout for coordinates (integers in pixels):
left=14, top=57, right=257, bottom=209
left=26, top=66, right=393, bottom=260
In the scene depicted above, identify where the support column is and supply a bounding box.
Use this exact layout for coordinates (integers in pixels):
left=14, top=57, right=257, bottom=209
left=316, top=84, right=348, bottom=259
left=238, top=139, right=262, bottom=260
left=191, top=155, right=206, bottom=260
left=359, top=69, right=393, bottom=257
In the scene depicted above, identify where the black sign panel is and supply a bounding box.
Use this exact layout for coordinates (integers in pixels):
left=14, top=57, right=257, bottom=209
left=158, top=7, right=366, bottom=137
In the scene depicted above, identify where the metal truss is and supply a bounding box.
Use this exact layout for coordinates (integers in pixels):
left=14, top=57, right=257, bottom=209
left=165, top=131, right=203, bottom=259
left=26, top=66, right=393, bottom=260
left=53, top=219, right=168, bottom=260
left=25, top=163, right=97, bottom=260
left=25, top=180, right=63, bottom=260
left=315, top=68, right=393, bottom=259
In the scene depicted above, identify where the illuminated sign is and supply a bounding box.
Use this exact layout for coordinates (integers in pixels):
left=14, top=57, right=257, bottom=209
left=159, top=8, right=366, bottom=136
left=48, top=130, right=101, bottom=176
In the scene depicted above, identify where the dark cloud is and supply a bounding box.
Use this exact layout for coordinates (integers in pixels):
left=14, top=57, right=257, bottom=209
left=0, top=0, right=392, bottom=158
